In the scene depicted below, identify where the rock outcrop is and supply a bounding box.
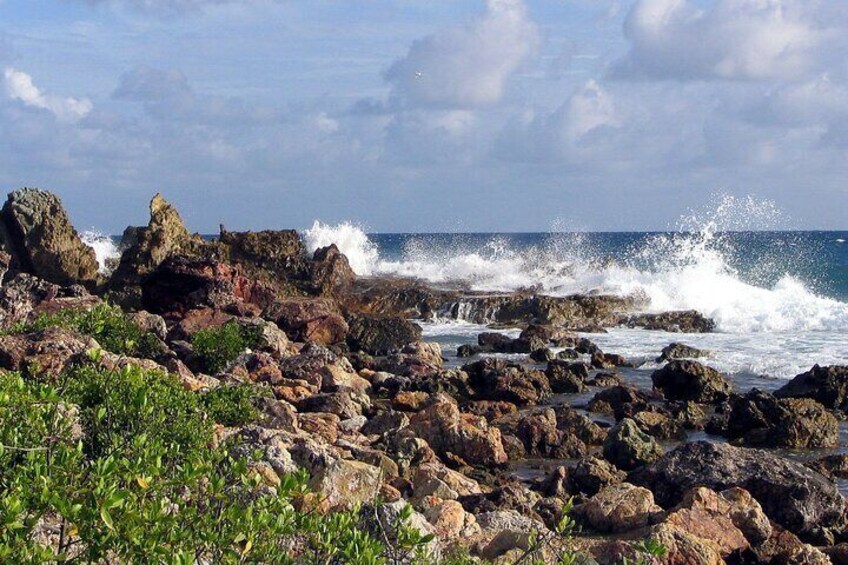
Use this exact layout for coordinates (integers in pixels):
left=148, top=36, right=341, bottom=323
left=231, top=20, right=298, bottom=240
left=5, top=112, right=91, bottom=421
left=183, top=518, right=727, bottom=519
left=651, top=360, right=732, bottom=403
left=630, top=441, right=847, bottom=542
left=724, top=389, right=838, bottom=449
left=775, top=364, right=848, bottom=411
left=0, top=188, right=99, bottom=286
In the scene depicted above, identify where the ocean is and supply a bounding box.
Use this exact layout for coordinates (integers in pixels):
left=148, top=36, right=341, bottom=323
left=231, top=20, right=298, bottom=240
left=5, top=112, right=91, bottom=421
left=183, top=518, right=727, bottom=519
left=81, top=202, right=848, bottom=386
left=300, top=222, right=848, bottom=385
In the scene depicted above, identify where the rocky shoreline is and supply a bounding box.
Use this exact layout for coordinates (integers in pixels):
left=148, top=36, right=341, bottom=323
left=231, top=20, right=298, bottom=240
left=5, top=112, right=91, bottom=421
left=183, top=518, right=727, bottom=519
left=0, top=187, right=846, bottom=564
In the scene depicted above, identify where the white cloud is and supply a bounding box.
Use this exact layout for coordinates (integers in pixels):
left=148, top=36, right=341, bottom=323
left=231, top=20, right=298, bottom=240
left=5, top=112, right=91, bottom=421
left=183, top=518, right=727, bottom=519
left=384, top=0, right=540, bottom=109
left=614, top=0, right=847, bottom=81
left=3, top=68, right=92, bottom=121
left=564, top=80, right=619, bottom=140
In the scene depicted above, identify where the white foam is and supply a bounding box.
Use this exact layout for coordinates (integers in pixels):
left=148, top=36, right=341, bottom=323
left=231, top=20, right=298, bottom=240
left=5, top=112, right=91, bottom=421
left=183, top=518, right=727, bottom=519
left=81, top=230, right=121, bottom=275
left=301, top=196, right=848, bottom=335
left=304, top=220, right=379, bottom=275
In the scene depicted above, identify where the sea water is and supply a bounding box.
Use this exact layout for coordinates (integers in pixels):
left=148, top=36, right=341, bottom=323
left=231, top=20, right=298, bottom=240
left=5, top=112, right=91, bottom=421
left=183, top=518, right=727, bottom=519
left=302, top=197, right=848, bottom=384
left=82, top=195, right=848, bottom=383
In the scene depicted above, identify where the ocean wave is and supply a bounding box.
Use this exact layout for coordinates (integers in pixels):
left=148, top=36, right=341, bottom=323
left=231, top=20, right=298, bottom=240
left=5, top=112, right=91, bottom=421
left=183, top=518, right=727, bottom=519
left=80, top=231, right=121, bottom=275
left=303, top=196, right=848, bottom=334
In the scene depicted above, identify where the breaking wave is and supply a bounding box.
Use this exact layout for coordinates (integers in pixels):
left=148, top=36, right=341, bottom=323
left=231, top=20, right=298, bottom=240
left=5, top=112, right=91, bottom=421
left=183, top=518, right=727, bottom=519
left=303, top=195, right=848, bottom=334
left=81, top=231, right=121, bottom=275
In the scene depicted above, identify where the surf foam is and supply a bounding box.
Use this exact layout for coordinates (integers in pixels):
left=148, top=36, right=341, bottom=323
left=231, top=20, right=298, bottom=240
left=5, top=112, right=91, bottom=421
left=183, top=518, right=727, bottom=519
left=81, top=231, right=121, bottom=275
left=303, top=196, right=848, bottom=334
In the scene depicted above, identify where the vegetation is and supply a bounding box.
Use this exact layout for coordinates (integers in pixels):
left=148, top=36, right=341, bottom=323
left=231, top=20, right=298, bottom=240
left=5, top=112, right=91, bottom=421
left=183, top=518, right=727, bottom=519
left=202, top=383, right=261, bottom=427
left=9, top=304, right=162, bottom=359
left=0, top=361, right=440, bottom=564
left=192, top=321, right=263, bottom=374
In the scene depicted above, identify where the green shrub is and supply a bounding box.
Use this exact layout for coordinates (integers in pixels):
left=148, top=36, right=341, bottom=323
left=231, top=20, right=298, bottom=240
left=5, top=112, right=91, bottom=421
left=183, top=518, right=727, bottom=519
left=191, top=321, right=262, bottom=374
left=63, top=362, right=211, bottom=464
left=0, top=364, right=443, bottom=564
left=202, top=383, right=260, bottom=426
left=12, top=304, right=162, bottom=359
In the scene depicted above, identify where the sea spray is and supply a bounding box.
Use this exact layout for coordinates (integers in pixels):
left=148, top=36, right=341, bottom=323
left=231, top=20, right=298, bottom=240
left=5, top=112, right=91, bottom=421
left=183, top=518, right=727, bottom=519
left=81, top=231, right=121, bottom=275
left=301, top=195, right=848, bottom=334
left=303, top=220, right=378, bottom=275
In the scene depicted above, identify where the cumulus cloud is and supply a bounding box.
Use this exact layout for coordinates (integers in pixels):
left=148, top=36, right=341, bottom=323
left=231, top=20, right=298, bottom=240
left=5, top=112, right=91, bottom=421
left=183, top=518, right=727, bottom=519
left=384, top=0, right=540, bottom=109
left=3, top=68, right=92, bottom=121
left=614, top=0, right=848, bottom=81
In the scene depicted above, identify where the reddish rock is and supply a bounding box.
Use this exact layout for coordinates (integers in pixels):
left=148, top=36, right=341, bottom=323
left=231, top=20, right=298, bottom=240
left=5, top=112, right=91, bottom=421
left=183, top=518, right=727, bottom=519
left=142, top=256, right=276, bottom=316
left=408, top=396, right=508, bottom=467
left=264, top=297, right=348, bottom=346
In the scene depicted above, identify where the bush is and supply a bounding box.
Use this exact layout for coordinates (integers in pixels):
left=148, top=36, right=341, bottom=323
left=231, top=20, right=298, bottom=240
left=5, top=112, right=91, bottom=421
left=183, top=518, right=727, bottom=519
left=191, top=321, right=262, bottom=374
left=64, top=362, right=212, bottom=464
left=202, top=383, right=260, bottom=427
left=11, top=304, right=162, bottom=359
left=0, top=364, right=440, bottom=564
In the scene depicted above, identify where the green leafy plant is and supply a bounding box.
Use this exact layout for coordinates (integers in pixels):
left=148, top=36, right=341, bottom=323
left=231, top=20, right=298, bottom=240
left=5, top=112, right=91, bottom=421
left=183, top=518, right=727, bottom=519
left=191, top=321, right=263, bottom=374
left=202, top=383, right=260, bottom=426
left=622, top=537, right=668, bottom=565
left=0, top=363, right=473, bottom=564
left=10, top=304, right=162, bottom=359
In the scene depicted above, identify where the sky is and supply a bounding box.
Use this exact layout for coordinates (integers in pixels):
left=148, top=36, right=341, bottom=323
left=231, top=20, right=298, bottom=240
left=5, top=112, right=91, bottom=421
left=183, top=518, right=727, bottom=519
left=0, top=0, right=847, bottom=233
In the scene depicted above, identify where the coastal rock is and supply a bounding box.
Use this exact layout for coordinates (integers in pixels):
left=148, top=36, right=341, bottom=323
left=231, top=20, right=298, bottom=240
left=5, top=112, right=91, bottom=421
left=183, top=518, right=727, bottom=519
left=0, top=327, right=97, bottom=379
left=545, top=359, right=589, bottom=393
left=629, top=441, right=847, bottom=542
left=372, top=501, right=440, bottom=559
left=308, top=458, right=382, bottom=511
left=602, top=418, right=664, bottom=471
left=423, top=500, right=468, bottom=540
left=575, top=483, right=662, bottom=533
left=493, top=407, right=587, bottom=459
left=277, top=344, right=351, bottom=388
left=569, top=456, right=627, bottom=497
left=651, top=360, right=732, bottom=404
left=519, top=324, right=577, bottom=346
left=297, top=391, right=369, bottom=420
left=463, top=357, right=551, bottom=406
left=810, top=454, right=848, bottom=480
left=263, top=298, right=348, bottom=345
left=657, top=487, right=763, bottom=558
left=650, top=523, right=725, bottom=565
left=725, top=389, right=839, bottom=449
left=112, top=194, right=204, bottom=286
left=401, top=341, right=444, bottom=367
left=622, top=310, right=716, bottom=333
left=775, top=364, right=848, bottom=411
left=633, top=411, right=687, bottom=441
left=407, top=396, right=508, bottom=467
left=554, top=405, right=607, bottom=445
left=0, top=274, right=100, bottom=328
left=1, top=188, right=99, bottom=286
left=218, top=227, right=306, bottom=288
left=656, top=342, right=708, bottom=362
left=142, top=257, right=276, bottom=316
left=587, top=385, right=652, bottom=420
left=346, top=314, right=422, bottom=355
left=308, top=244, right=356, bottom=295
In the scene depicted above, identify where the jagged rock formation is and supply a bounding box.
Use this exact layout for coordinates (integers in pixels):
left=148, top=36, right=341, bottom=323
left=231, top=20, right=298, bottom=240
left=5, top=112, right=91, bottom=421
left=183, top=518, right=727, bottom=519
left=0, top=188, right=98, bottom=286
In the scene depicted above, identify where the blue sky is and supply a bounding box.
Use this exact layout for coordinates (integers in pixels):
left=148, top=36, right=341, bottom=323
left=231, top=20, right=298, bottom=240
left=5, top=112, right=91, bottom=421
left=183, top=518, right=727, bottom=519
left=1, top=0, right=846, bottom=233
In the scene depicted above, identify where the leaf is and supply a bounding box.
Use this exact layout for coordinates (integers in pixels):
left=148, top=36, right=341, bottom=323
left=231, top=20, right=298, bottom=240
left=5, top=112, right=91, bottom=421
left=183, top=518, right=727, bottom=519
left=100, top=506, right=114, bottom=530
left=241, top=539, right=253, bottom=557
left=136, top=476, right=150, bottom=490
